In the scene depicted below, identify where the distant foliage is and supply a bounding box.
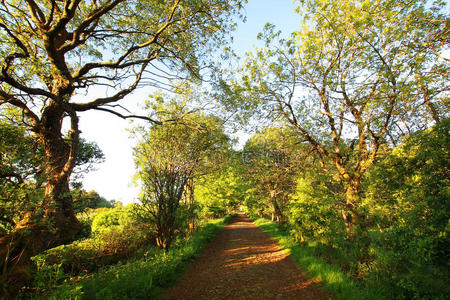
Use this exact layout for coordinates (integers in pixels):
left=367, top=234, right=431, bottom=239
left=240, top=126, right=311, bottom=223
left=91, top=205, right=135, bottom=234
left=195, top=165, right=248, bottom=218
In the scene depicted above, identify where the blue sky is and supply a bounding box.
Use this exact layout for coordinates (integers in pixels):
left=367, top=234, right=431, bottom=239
left=233, top=0, right=299, bottom=56
left=80, top=1, right=301, bottom=205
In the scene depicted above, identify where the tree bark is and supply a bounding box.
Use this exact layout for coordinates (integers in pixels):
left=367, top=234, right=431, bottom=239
left=40, top=105, right=81, bottom=243
left=342, top=183, right=363, bottom=235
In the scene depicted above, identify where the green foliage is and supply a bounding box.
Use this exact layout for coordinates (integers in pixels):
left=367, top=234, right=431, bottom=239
left=72, top=189, right=114, bottom=214
left=362, top=119, right=450, bottom=299
left=288, top=171, right=345, bottom=243
left=0, top=120, right=44, bottom=234
left=240, top=126, right=311, bottom=222
left=195, top=165, right=248, bottom=218
left=46, top=216, right=231, bottom=299
left=32, top=262, right=65, bottom=291
left=91, top=206, right=134, bottom=234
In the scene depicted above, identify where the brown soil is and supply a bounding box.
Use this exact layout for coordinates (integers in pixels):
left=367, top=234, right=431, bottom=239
left=161, top=214, right=334, bottom=300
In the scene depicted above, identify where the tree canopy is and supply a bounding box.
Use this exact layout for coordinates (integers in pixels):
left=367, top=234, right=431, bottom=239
left=220, top=0, right=449, bottom=232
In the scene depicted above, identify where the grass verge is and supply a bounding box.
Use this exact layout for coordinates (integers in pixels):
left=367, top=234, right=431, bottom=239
left=253, top=218, right=387, bottom=300
left=44, top=215, right=232, bottom=300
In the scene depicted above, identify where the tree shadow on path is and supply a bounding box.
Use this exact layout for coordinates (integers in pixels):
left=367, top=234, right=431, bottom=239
left=161, top=214, right=334, bottom=300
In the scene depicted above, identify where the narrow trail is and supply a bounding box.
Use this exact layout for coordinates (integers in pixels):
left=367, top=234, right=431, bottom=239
left=161, top=214, right=333, bottom=300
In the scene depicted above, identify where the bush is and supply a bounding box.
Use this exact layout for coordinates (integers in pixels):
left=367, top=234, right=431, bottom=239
left=288, top=172, right=345, bottom=243
left=363, top=119, right=450, bottom=299
left=30, top=206, right=155, bottom=282
left=91, top=205, right=135, bottom=234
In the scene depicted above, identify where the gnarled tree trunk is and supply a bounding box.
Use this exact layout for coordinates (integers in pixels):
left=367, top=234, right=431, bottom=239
left=40, top=103, right=81, bottom=242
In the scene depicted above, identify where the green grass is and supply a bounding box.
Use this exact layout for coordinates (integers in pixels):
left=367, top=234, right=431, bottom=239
left=43, top=216, right=232, bottom=300
left=253, top=218, right=388, bottom=300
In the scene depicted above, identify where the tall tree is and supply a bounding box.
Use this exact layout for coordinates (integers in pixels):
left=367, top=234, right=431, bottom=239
left=133, top=103, right=231, bottom=249
left=0, top=0, right=243, bottom=292
left=222, top=0, right=448, bottom=233
left=242, top=126, right=310, bottom=223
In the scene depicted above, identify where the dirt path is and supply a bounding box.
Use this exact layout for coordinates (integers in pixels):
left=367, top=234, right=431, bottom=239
left=161, top=214, right=333, bottom=300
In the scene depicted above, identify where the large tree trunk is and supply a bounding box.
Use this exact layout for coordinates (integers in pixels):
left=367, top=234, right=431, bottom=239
left=35, top=102, right=81, bottom=245
left=0, top=104, right=81, bottom=297
left=40, top=107, right=81, bottom=243
left=342, top=182, right=364, bottom=235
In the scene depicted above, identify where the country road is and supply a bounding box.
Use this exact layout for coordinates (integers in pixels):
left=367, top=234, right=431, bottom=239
left=161, top=214, right=333, bottom=300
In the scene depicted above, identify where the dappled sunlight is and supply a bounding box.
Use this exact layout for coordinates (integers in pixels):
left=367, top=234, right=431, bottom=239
left=224, top=251, right=290, bottom=268
left=281, top=277, right=322, bottom=294
left=162, top=214, right=333, bottom=299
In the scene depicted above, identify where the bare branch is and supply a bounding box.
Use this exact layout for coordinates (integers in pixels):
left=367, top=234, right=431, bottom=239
left=92, top=107, right=162, bottom=124
left=72, top=0, right=182, bottom=79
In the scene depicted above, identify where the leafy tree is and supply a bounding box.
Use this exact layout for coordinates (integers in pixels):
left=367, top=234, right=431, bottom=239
left=223, top=0, right=448, bottom=233
left=72, top=189, right=113, bottom=212
left=241, top=126, right=311, bottom=223
left=133, top=105, right=231, bottom=250
left=0, top=121, right=42, bottom=235
left=288, top=169, right=345, bottom=243
left=0, top=0, right=243, bottom=292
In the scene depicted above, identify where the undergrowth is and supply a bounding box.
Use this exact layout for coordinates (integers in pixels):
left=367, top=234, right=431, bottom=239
left=253, top=218, right=388, bottom=300
left=33, top=215, right=231, bottom=300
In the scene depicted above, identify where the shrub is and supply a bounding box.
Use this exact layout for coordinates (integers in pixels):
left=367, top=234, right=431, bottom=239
left=363, top=119, right=450, bottom=299
left=288, top=172, right=345, bottom=243
left=31, top=205, right=155, bottom=280
left=91, top=205, right=135, bottom=234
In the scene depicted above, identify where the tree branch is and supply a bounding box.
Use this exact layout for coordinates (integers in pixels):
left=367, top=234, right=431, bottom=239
left=0, top=90, right=40, bottom=127
left=72, top=0, right=181, bottom=80
left=92, top=107, right=162, bottom=124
